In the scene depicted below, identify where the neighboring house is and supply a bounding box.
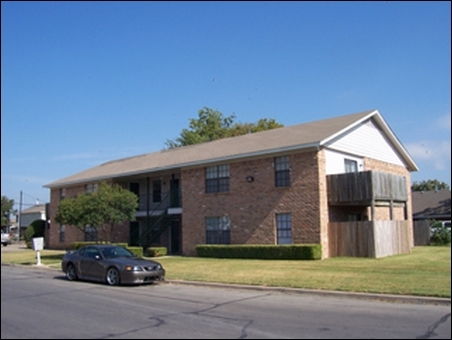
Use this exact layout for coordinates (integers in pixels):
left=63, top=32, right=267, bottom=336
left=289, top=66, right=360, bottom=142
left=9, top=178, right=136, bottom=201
left=44, top=109, right=419, bottom=258
left=18, top=204, right=48, bottom=238
left=412, top=189, right=451, bottom=245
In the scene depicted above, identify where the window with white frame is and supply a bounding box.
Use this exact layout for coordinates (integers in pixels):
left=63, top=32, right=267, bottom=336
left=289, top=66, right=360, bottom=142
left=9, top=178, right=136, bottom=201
left=206, top=216, right=230, bottom=244
left=275, top=156, right=291, bottom=187
left=344, top=159, right=358, bottom=173
left=276, top=213, right=292, bottom=244
left=205, top=164, right=230, bottom=193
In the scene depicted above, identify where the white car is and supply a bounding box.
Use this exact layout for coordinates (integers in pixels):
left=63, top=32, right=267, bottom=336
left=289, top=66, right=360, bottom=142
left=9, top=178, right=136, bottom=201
left=1, top=233, right=12, bottom=246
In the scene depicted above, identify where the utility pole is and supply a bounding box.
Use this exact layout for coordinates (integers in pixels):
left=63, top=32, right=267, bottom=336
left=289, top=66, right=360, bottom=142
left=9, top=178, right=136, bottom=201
left=17, top=190, right=22, bottom=241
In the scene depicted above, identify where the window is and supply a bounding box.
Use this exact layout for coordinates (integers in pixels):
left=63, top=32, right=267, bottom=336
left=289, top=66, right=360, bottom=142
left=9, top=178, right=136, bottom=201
left=276, top=213, right=292, bottom=244
left=59, top=225, right=65, bottom=242
left=275, top=156, right=290, bottom=187
left=344, top=159, right=358, bottom=173
left=205, top=164, right=230, bottom=193
left=60, top=188, right=66, bottom=199
left=153, top=180, right=162, bottom=203
left=206, top=216, right=230, bottom=244
left=84, top=225, right=98, bottom=242
left=85, top=183, right=99, bottom=194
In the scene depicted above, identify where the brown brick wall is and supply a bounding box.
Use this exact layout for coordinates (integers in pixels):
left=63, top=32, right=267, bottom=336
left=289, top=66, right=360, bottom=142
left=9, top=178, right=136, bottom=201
left=181, top=150, right=323, bottom=256
left=46, top=180, right=126, bottom=249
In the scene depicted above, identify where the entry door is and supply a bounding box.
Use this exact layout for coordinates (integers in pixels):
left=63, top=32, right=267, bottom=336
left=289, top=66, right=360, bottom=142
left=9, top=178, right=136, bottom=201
left=129, top=221, right=140, bottom=246
left=170, top=179, right=180, bottom=207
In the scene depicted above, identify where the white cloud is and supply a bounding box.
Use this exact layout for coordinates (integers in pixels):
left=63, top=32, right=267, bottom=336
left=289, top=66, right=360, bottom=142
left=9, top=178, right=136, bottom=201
left=406, top=140, right=451, bottom=170
left=434, top=113, right=451, bottom=131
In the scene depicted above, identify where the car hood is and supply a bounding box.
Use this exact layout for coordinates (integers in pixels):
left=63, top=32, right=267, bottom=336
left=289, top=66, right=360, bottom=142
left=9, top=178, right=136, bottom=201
left=106, top=257, right=162, bottom=267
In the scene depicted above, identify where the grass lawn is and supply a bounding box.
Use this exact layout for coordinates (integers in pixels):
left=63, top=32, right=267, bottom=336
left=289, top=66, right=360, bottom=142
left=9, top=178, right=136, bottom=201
left=1, top=246, right=450, bottom=298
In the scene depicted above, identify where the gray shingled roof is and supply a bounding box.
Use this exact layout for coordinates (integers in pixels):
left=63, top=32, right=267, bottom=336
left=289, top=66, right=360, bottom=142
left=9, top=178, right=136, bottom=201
left=44, top=109, right=417, bottom=188
left=412, top=190, right=451, bottom=220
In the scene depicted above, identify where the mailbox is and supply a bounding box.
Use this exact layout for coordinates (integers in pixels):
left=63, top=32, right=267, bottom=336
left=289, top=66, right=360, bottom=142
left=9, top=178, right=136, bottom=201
left=32, top=237, right=44, bottom=251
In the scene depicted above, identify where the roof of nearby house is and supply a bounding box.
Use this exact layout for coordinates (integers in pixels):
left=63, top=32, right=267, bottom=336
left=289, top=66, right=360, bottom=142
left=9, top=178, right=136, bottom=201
left=20, top=204, right=46, bottom=215
left=412, top=189, right=451, bottom=220
left=44, top=109, right=419, bottom=188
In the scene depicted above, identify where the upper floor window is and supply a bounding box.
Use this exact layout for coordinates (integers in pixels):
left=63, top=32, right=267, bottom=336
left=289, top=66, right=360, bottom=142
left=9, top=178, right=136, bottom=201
left=60, top=188, right=66, bottom=199
left=85, top=183, right=99, bottom=194
left=344, top=159, right=358, bottom=173
left=206, top=216, right=230, bottom=244
left=205, top=164, right=230, bottom=193
left=275, top=156, right=290, bottom=187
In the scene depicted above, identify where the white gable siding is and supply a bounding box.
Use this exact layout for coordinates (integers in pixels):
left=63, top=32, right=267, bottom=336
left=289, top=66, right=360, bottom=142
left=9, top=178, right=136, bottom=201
left=324, top=120, right=405, bottom=167
left=324, top=150, right=364, bottom=175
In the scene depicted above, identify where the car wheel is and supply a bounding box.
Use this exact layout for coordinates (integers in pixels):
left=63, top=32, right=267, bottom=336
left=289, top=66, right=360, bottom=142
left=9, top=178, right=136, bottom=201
left=66, top=263, right=78, bottom=281
left=106, top=267, right=120, bottom=286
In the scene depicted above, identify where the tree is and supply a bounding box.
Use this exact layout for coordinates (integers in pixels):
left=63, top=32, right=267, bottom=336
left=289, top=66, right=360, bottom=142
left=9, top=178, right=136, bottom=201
left=411, top=179, right=450, bottom=191
left=55, top=182, right=138, bottom=243
left=165, top=107, right=284, bottom=148
left=1, top=196, right=15, bottom=229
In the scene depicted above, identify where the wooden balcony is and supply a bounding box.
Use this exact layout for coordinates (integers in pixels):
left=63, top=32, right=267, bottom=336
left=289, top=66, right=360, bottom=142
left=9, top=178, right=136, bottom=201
left=327, top=171, right=408, bottom=205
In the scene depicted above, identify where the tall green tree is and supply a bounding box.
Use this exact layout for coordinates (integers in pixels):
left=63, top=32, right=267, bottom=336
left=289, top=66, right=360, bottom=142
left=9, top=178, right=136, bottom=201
left=411, top=179, right=450, bottom=191
left=165, top=107, right=284, bottom=148
left=1, top=196, right=15, bottom=229
left=55, top=182, right=138, bottom=243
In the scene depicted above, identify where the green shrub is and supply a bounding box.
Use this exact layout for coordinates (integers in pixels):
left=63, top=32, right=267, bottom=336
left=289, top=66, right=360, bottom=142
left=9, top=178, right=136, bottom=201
left=24, top=220, right=45, bottom=248
left=146, top=247, right=167, bottom=257
left=196, top=244, right=322, bottom=260
left=430, top=221, right=451, bottom=246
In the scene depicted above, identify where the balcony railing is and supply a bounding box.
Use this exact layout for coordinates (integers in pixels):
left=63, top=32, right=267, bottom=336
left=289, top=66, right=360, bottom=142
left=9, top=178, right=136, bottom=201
left=135, top=189, right=181, bottom=212
left=327, top=171, right=408, bottom=205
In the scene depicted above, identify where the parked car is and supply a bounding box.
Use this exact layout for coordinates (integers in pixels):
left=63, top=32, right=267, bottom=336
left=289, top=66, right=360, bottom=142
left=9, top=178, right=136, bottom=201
left=1, top=232, right=12, bottom=246
left=61, top=245, right=165, bottom=286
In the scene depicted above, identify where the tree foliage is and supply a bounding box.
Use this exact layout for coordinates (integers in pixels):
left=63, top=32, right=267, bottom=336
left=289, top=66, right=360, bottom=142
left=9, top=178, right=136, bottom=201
left=55, top=182, right=138, bottom=243
left=1, top=196, right=15, bottom=228
left=411, top=179, right=450, bottom=191
left=24, top=220, right=45, bottom=244
left=165, top=107, right=284, bottom=148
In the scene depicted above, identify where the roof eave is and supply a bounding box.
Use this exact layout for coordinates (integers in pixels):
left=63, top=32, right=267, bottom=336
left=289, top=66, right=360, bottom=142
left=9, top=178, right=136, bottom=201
left=43, top=142, right=321, bottom=189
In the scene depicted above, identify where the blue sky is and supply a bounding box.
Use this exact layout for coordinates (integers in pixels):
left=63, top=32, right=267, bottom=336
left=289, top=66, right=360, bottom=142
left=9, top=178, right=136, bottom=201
left=1, top=1, right=451, bottom=209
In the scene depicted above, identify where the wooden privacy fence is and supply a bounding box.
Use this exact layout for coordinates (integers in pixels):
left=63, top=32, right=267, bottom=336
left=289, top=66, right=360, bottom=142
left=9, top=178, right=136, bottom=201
left=328, top=220, right=411, bottom=258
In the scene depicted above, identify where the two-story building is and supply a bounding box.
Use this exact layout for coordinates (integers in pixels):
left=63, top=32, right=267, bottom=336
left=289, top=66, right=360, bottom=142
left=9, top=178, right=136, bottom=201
left=44, top=109, right=419, bottom=258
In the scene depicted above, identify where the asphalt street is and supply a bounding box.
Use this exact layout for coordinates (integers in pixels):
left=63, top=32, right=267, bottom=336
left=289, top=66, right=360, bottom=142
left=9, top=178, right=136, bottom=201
left=1, top=241, right=450, bottom=306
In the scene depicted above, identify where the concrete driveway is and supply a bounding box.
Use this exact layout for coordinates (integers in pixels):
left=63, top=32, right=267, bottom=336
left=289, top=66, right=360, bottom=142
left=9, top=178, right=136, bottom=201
left=1, top=241, right=28, bottom=252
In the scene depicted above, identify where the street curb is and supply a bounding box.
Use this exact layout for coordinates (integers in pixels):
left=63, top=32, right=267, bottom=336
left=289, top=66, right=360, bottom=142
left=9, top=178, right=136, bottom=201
left=163, top=280, right=451, bottom=306
left=2, top=263, right=450, bottom=306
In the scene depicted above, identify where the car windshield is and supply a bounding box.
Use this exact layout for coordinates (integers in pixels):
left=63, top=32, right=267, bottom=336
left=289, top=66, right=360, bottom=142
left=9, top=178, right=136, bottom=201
left=101, top=246, right=135, bottom=259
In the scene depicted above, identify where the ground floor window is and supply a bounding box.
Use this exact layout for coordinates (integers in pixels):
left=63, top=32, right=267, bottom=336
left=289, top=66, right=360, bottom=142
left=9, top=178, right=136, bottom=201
left=276, top=213, right=292, bottom=244
left=59, top=224, right=65, bottom=243
left=84, top=225, right=98, bottom=242
left=206, top=216, right=230, bottom=244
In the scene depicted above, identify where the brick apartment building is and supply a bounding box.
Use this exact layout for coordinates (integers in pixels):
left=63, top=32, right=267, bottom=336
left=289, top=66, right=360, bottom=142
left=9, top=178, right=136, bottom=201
left=44, top=110, right=419, bottom=258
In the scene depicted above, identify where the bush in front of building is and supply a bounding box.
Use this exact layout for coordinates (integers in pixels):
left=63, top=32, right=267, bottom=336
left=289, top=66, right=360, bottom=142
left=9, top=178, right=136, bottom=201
left=71, top=241, right=129, bottom=250
left=24, top=220, right=45, bottom=248
left=196, top=244, right=322, bottom=260
left=145, top=247, right=168, bottom=257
